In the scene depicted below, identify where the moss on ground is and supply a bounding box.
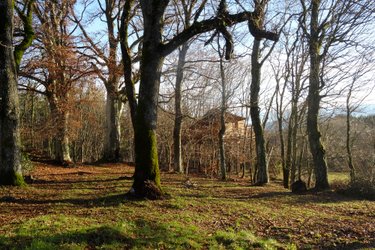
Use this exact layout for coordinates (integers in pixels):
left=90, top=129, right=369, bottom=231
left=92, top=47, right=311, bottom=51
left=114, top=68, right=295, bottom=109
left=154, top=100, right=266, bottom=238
left=0, top=164, right=374, bottom=249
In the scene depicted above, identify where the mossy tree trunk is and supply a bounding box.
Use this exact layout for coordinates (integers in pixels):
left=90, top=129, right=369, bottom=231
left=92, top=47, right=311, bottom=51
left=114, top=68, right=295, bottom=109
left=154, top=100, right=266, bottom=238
left=131, top=56, right=163, bottom=196
left=120, top=0, right=278, bottom=198
left=130, top=3, right=166, bottom=196
left=300, top=0, right=371, bottom=190
left=0, top=0, right=24, bottom=186
left=306, top=0, right=329, bottom=191
left=14, top=0, right=35, bottom=72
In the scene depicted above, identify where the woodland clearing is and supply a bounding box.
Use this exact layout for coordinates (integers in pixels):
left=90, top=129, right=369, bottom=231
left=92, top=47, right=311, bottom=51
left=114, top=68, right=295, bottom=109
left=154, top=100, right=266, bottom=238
left=0, top=162, right=374, bottom=249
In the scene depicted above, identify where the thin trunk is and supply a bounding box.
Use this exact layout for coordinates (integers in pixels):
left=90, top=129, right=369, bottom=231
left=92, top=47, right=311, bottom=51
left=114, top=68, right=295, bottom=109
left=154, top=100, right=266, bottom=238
left=346, top=89, right=355, bottom=182
left=249, top=124, right=255, bottom=183
left=307, top=0, right=329, bottom=191
left=288, top=103, right=297, bottom=184
left=275, top=80, right=288, bottom=188
left=120, top=0, right=137, bottom=125
left=219, top=54, right=226, bottom=181
left=30, top=92, right=35, bottom=148
left=0, top=0, right=24, bottom=185
left=173, top=43, right=189, bottom=173
left=278, top=118, right=288, bottom=187
left=250, top=39, right=268, bottom=185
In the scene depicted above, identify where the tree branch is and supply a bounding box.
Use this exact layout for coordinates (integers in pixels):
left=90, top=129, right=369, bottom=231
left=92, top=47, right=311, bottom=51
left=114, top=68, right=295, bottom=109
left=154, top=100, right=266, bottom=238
left=161, top=11, right=278, bottom=57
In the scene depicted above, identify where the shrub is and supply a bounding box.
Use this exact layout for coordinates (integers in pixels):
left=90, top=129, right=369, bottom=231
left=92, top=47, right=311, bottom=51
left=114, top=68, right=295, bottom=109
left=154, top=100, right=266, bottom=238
left=21, top=152, right=35, bottom=176
left=336, top=177, right=375, bottom=201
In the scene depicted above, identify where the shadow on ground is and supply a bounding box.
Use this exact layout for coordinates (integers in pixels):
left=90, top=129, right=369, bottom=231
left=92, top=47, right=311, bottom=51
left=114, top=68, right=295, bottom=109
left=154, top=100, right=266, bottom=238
left=0, top=218, right=202, bottom=249
left=0, top=193, right=128, bottom=208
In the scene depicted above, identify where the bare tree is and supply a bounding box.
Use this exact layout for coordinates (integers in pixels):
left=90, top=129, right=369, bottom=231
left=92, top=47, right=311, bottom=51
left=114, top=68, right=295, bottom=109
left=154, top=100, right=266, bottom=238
left=71, top=0, right=129, bottom=162
left=271, top=21, right=309, bottom=187
left=248, top=0, right=278, bottom=185
left=218, top=41, right=228, bottom=180
left=299, top=0, right=375, bottom=190
left=120, top=0, right=278, bottom=198
left=171, top=0, right=199, bottom=174
left=344, top=58, right=375, bottom=182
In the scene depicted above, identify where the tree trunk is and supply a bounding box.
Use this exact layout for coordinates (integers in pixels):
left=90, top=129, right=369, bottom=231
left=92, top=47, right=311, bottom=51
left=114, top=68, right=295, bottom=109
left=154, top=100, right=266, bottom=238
left=278, top=116, right=287, bottom=188
left=102, top=0, right=123, bottom=163
left=250, top=39, right=268, bottom=185
left=49, top=96, right=72, bottom=165
left=53, top=112, right=71, bottom=164
left=103, top=91, right=123, bottom=162
left=275, top=81, right=287, bottom=188
left=287, top=102, right=297, bottom=185
left=307, top=0, right=329, bottom=191
left=121, top=1, right=278, bottom=198
left=173, top=44, right=189, bottom=173
left=131, top=53, right=163, bottom=196
left=0, top=0, right=24, bottom=186
left=346, top=88, right=355, bottom=182
left=130, top=4, right=165, bottom=197
left=219, top=53, right=227, bottom=180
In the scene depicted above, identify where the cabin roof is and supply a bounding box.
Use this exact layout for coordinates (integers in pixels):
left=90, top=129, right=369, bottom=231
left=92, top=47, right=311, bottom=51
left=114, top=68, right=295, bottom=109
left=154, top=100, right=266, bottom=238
left=193, top=108, right=245, bottom=127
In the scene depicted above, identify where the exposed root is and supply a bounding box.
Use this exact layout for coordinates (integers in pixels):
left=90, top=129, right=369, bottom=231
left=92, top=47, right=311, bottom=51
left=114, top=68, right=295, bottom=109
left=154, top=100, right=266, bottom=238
left=126, top=180, right=164, bottom=200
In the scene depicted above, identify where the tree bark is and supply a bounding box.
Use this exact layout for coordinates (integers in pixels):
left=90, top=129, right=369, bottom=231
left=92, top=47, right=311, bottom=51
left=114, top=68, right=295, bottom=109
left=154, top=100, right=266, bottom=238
left=0, top=0, right=24, bottom=185
left=48, top=94, right=72, bottom=165
left=173, top=44, right=189, bottom=173
left=346, top=86, right=355, bottom=182
left=278, top=107, right=287, bottom=188
left=275, top=78, right=288, bottom=188
left=307, top=0, right=329, bottom=190
left=130, top=3, right=166, bottom=197
left=103, top=91, right=123, bottom=162
left=14, top=0, right=35, bottom=71
left=287, top=99, right=298, bottom=185
left=101, top=0, right=123, bottom=163
left=219, top=52, right=227, bottom=181
left=121, top=1, right=278, bottom=198
left=250, top=39, right=268, bottom=185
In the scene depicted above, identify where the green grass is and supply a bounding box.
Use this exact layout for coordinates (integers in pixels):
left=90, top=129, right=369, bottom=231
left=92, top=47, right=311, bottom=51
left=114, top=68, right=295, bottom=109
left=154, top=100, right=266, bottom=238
left=328, top=172, right=350, bottom=183
left=0, top=164, right=374, bottom=249
left=1, top=214, right=291, bottom=250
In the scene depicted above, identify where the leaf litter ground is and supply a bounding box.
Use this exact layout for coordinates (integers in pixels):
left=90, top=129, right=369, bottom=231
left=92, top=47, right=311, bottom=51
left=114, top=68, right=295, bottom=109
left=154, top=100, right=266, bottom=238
left=0, top=162, right=374, bottom=249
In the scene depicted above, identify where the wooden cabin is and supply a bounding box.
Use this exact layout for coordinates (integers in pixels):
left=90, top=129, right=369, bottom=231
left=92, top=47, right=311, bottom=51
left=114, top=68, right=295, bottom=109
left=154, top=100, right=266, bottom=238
left=184, top=109, right=253, bottom=175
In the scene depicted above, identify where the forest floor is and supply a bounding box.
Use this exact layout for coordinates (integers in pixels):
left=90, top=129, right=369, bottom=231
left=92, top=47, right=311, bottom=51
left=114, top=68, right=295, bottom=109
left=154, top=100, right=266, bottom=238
left=0, top=162, right=374, bottom=250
